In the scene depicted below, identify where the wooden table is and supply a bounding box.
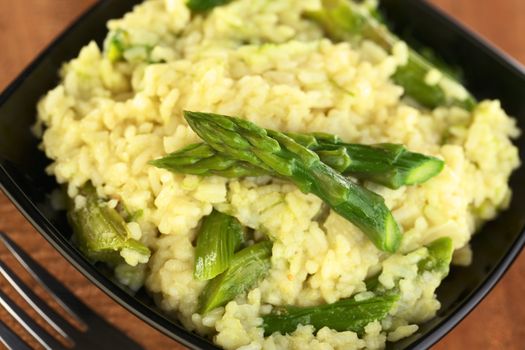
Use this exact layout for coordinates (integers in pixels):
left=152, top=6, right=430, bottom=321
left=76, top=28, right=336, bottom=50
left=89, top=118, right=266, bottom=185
left=0, top=1, right=524, bottom=349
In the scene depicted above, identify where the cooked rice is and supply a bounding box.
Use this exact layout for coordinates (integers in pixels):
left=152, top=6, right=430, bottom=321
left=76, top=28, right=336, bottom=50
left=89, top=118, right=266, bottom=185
left=36, top=0, right=520, bottom=349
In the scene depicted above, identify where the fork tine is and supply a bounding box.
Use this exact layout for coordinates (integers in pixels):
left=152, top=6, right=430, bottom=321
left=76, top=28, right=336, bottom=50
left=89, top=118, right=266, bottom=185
left=0, top=231, right=89, bottom=325
left=0, top=288, right=67, bottom=350
left=0, top=232, right=146, bottom=350
left=0, top=317, right=32, bottom=350
left=0, top=259, right=80, bottom=340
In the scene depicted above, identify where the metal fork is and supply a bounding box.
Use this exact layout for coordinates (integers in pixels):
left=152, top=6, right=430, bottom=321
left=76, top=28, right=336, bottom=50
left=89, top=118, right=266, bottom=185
left=0, top=231, right=145, bottom=350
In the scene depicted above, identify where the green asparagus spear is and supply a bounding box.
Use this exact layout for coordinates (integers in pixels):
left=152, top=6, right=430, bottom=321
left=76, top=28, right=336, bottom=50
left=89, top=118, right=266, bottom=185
left=262, top=294, right=399, bottom=336
left=184, top=111, right=402, bottom=252
left=199, top=240, right=272, bottom=314
left=150, top=143, right=268, bottom=178
left=68, top=184, right=150, bottom=266
left=151, top=135, right=444, bottom=189
left=307, top=0, right=476, bottom=110
left=194, top=210, right=245, bottom=280
left=345, top=146, right=444, bottom=189
left=311, top=141, right=444, bottom=189
left=186, top=0, right=232, bottom=12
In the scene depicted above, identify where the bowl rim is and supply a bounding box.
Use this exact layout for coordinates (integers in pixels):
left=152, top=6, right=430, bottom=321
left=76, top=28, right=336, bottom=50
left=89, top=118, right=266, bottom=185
left=1, top=1, right=524, bottom=349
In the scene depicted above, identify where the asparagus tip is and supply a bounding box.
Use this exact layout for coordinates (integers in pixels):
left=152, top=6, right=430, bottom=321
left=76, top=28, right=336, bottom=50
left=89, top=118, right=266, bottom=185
left=148, top=159, right=161, bottom=167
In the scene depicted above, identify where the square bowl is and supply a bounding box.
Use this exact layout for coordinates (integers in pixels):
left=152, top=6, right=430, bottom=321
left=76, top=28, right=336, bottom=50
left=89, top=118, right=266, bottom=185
left=1, top=0, right=524, bottom=349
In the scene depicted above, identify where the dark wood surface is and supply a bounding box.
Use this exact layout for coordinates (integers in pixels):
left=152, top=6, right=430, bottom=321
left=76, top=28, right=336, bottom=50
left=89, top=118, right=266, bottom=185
left=0, top=1, right=524, bottom=349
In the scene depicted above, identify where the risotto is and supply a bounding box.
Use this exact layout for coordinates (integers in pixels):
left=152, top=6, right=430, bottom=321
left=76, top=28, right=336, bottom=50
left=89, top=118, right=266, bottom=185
left=36, top=0, right=520, bottom=349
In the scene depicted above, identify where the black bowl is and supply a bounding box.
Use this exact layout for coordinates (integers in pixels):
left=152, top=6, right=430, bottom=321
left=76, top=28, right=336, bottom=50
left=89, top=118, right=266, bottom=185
left=1, top=1, right=524, bottom=349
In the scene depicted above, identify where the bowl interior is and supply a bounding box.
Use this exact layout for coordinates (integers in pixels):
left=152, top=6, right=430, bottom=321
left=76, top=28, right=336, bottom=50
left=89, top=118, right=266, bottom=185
left=1, top=0, right=524, bottom=349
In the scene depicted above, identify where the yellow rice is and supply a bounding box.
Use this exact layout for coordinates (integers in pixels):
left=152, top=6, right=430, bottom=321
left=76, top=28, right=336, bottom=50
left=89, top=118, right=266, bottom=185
left=36, top=0, right=520, bottom=349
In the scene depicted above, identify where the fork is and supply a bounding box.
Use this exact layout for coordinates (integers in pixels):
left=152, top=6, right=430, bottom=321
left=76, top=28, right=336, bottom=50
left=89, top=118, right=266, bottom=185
left=0, top=231, right=145, bottom=350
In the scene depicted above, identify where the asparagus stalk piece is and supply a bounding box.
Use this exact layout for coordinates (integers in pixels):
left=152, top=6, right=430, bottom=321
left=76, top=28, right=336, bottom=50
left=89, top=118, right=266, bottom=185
left=186, top=0, right=233, bottom=12
left=262, top=294, right=399, bottom=336
left=418, top=236, right=454, bottom=278
left=307, top=0, right=476, bottom=110
left=194, top=210, right=245, bottom=281
left=68, top=184, right=150, bottom=266
left=103, top=29, right=156, bottom=64
left=365, top=236, right=454, bottom=292
left=183, top=111, right=402, bottom=252
left=151, top=135, right=444, bottom=189
left=104, top=29, right=128, bottom=62
left=199, top=241, right=272, bottom=314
